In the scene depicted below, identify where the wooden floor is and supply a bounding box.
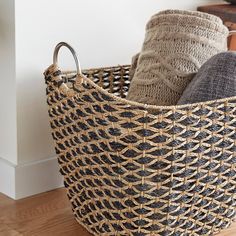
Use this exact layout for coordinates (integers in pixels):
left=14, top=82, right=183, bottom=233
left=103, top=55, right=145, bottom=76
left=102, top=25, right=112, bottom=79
left=0, top=188, right=236, bottom=236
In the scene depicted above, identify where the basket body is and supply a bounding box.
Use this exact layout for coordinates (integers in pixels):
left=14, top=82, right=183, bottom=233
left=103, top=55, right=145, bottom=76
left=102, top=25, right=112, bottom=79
left=44, top=64, right=236, bottom=236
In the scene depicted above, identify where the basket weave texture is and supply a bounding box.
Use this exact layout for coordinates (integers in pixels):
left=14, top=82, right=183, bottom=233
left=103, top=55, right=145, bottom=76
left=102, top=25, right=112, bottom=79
left=44, top=64, right=236, bottom=236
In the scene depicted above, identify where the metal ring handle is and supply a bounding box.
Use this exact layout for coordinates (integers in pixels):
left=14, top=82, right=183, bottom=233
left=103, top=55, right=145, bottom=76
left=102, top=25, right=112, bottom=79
left=229, top=30, right=236, bottom=37
left=53, top=42, right=82, bottom=76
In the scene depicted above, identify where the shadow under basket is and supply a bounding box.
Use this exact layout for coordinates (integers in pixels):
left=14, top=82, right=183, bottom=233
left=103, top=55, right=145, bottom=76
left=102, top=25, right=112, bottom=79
left=44, top=43, right=236, bottom=236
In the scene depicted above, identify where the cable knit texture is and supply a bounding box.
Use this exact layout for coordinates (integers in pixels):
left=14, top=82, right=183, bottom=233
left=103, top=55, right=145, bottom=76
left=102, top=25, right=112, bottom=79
left=129, top=53, right=140, bottom=81
left=127, top=10, right=229, bottom=106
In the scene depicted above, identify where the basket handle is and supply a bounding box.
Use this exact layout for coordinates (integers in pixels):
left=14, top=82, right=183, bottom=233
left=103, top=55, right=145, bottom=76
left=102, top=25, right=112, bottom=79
left=229, top=30, right=236, bottom=37
left=53, top=42, right=82, bottom=76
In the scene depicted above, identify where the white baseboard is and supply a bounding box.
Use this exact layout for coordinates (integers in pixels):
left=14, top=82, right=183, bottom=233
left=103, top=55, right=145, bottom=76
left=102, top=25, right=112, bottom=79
left=0, top=158, right=15, bottom=199
left=0, top=157, right=63, bottom=200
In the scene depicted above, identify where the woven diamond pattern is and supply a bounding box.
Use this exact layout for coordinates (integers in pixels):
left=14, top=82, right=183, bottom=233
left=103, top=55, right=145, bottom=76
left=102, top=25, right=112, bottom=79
left=44, top=64, right=236, bottom=236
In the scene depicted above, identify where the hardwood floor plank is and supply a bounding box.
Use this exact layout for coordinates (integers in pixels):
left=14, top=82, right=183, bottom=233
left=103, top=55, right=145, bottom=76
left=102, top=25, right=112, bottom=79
left=0, top=188, right=235, bottom=236
left=0, top=189, right=91, bottom=236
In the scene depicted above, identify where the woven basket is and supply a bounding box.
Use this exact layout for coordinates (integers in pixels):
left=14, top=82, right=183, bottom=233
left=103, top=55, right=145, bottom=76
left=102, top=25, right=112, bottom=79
left=44, top=42, right=236, bottom=236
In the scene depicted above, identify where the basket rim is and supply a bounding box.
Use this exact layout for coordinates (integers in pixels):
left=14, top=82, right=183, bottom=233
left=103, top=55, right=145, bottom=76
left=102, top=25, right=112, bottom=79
left=47, top=64, right=236, bottom=111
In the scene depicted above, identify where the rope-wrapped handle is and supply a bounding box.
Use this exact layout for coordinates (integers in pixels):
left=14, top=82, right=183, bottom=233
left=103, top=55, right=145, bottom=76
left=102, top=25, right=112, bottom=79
left=53, top=42, right=82, bottom=76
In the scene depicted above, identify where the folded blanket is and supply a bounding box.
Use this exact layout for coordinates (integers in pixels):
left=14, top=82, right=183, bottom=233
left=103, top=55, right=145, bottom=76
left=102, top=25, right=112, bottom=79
left=129, top=53, right=140, bottom=81
left=127, top=10, right=229, bottom=106
left=177, top=52, right=236, bottom=105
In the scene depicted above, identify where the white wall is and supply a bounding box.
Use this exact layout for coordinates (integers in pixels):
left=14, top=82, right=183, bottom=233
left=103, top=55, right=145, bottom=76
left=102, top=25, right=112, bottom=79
left=1, top=0, right=224, bottom=198
left=0, top=0, right=17, bottom=165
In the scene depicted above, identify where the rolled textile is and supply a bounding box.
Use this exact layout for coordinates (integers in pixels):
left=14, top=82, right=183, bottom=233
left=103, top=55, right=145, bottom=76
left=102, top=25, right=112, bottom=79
left=127, top=10, right=229, bottom=106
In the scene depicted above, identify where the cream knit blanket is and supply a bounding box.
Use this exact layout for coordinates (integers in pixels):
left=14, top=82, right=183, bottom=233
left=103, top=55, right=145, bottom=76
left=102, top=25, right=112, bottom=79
left=127, top=10, right=229, bottom=106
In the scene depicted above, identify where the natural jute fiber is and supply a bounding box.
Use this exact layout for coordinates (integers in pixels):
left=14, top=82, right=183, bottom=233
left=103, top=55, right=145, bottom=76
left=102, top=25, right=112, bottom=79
left=127, top=10, right=229, bottom=106
left=44, top=64, right=236, bottom=236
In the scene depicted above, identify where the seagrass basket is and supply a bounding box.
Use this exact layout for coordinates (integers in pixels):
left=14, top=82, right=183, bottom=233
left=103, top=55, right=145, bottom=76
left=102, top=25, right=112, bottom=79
left=44, top=42, right=236, bottom=236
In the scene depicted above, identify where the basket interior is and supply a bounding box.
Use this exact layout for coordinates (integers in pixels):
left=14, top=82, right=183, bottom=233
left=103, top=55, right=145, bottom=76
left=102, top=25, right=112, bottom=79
left=61, top=65, right=131, bottom=99
left=58, top=64, right=236, bottom=113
